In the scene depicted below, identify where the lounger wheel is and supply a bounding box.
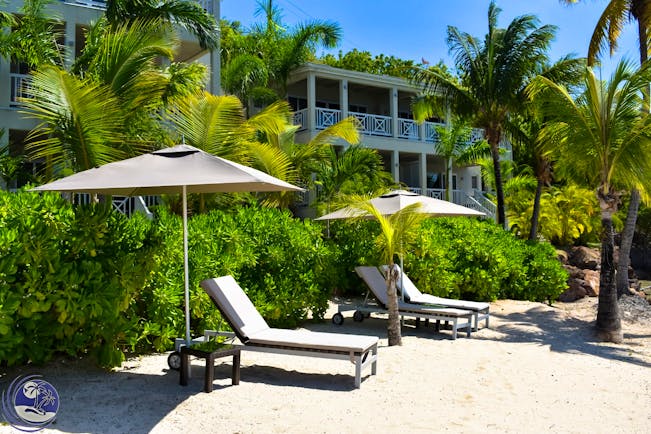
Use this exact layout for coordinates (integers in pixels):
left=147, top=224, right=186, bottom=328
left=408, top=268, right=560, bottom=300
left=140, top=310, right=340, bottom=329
left=353, top=311, right=365, bottom=322
left=332, top=313, right=344, bottom=325
left=167, top=351, right=182, bottom=371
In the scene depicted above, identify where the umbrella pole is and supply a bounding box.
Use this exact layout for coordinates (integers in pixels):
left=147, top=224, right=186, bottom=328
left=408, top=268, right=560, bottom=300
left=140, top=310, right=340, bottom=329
left=183, top=185, right=191, bottom=345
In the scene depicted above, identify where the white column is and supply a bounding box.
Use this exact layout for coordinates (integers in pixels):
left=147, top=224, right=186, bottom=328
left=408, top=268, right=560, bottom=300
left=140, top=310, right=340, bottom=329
left=307, top=73, right=316, bottom=132
left=391, top=87, right=398, bottom=138
left=340, top=79, right=348, bottom=119
left=64, top=20, right=76, bottom=68
left=419, top=153, right=428, bottom=192
left=392, top=150, right=400, bottom=183
left=209, top=0, right=221, bottom=95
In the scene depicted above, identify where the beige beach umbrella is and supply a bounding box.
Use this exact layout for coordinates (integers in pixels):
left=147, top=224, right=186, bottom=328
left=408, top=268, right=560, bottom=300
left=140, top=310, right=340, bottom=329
left=316, top=189, right=485, bottom=300
left=32, top=145, right=303, bottom=346
left=316, top=189, right=485, bottom=220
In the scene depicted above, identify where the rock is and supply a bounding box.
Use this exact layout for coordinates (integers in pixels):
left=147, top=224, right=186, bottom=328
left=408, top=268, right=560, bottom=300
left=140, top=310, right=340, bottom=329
left=563, top=265, right=584, bottom=280
left=582, top=269, right=600, bottom=297
left=569, top=246, right=600, bottom=270
left=559, top=278, right=588, bottom=302
left=557, top=249, right=569, bottom=264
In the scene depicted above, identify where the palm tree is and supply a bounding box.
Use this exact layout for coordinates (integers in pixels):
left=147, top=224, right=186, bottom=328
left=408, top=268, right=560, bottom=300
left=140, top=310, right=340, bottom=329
left=20, top=66, right=128, bottom=174
left=221, top=0, right=341, bottom=103
left=105, top=0, right=219, bottom=49
left=530, top=59, right=651, bottom=342
left=348, top=199, right=427, bottom=346
left=412, top=1, right=556, bottom=229
left=563, top=0, right=651, bottom=296
left=432, top=118, right=488, bottom=202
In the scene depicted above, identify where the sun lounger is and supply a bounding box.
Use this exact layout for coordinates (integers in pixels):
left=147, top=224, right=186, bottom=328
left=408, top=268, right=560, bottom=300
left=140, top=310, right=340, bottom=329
left=332, top=266, right=474, bottom=339
left=200, top=276, right=378, bottom=388
left=380, top=265, right=490, bottom=331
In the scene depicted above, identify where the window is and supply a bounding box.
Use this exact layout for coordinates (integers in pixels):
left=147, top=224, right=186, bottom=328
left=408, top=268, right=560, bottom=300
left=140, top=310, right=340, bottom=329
left=471, top=176, right=479, bottom=189
left=349, top=104, right=367, bottom=113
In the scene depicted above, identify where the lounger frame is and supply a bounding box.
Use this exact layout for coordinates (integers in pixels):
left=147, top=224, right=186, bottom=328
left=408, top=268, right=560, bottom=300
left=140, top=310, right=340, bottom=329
left=201, top=278, right=378, bottom=389
left=380, top=265, right=490, bottom=331
left=347, top=266, right=475, bottom=339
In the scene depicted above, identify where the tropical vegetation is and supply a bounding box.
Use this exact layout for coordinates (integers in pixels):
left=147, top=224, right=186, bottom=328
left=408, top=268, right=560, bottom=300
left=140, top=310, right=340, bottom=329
left=529, top=59, right=651, bottom=342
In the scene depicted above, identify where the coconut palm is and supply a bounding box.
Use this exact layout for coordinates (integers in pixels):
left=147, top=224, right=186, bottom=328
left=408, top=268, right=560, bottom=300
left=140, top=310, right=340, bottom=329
left=412, top=1, right=556, bottom=228
left=529, top=59, right=651, bottom=342
left=512, top=56, right=585, bottom=240
left=563, top=0, right=651, bottom=295
left=348, top=198, right=427, bottom=346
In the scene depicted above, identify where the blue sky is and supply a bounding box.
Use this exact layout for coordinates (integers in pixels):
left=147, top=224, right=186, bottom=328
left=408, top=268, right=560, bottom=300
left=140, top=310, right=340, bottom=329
left=220, top=0, right=639, bottom=75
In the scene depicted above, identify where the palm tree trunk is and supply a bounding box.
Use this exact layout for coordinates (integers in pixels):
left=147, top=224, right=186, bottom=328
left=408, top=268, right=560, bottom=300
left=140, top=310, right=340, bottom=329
left=386, top=263, right=402, bottom=346
left=596, top=208, right=623, bottom=343
left=529, top=178, right=543, bottom=241
left=488, top=135, right=506, bottom=229
left=617, top=189, right=639, bottom=297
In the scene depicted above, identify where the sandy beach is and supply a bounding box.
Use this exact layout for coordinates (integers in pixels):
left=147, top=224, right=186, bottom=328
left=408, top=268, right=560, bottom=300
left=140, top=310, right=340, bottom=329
left=1, top=297, right=650, bottom=434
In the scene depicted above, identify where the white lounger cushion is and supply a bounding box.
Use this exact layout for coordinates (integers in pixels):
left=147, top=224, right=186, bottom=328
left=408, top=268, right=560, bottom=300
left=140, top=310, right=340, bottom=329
left=380, top=264, right=490, bottom=311
left=248, top=328, right=378, bottom=353
left=201, top=276, right=270, bottom=340
left=355, top=266, right=471, bottom=317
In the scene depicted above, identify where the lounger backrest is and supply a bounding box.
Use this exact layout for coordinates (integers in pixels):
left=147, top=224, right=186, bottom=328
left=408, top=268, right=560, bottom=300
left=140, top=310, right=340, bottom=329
left=354, top=266, right=389, bottom=307
left=200, top=276, right=270, bottom=342
left=379, top=264, right=423, bottom=301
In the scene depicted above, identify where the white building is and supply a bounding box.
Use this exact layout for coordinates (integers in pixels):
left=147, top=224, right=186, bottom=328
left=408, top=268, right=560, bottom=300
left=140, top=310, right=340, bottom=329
left=287, top=62, right=495, bottom=217
left=0, top=0, right=221, bottom=187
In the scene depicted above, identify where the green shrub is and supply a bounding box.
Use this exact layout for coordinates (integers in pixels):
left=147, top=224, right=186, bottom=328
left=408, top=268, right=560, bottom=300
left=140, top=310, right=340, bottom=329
left=1, top=194, right=333, bottom=367
left=0, top=191, right=157, bottom=367
left=326, top=217, right=567, bottom=303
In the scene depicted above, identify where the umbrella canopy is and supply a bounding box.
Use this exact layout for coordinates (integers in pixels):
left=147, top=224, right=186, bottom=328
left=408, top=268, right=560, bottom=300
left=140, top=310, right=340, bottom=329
left=32, top=144, right=301, bottom=195
left=32, top=144, right=303, bottom=344
left=315, top=189, right=485, bottom=220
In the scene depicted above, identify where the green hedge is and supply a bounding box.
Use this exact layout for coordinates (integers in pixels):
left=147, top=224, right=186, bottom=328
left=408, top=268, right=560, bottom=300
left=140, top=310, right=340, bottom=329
left=1, top=192, right=567, bottom=369
left=326, top=217, right=568, bottom=303
left=0, top=192, right=331, bottom=367
left=0, top=192, right=157, bottom=368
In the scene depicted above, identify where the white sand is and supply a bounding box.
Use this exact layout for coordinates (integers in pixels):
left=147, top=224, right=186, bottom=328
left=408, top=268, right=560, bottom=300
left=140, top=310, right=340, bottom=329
left=2, top=298, right=650, bottom=433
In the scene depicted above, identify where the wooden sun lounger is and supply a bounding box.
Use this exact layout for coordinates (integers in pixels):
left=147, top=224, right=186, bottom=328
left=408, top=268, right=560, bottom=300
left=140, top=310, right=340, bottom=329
left=200, top=276, right=378, bottom=389
left=380, top=265, right=490, bottom=331
left=335, top=266, right=474, bottom=340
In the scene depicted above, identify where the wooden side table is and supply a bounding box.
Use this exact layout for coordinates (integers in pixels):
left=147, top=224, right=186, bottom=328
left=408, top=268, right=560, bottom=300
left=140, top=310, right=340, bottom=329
left=179, top=341, right=241, bottom=393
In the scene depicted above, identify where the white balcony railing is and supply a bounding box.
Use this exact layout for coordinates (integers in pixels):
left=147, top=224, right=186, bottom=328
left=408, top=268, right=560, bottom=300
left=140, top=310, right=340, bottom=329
left=61, top=0, right=108, bottom=9
left=10, top=73, right=31, bottom=106
left=350, top=111, right=391, bottom=137
left=398, top=119, right=419, bottom=140
left=293, top=108, right=307, bottom=131
left=315, top=108, right=342, bottom=129
left=424, top=121, right=445, bottom=143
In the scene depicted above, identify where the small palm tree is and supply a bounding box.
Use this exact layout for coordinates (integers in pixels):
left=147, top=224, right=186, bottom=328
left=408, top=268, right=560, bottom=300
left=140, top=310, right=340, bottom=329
left=433, top=118, right=487, bottom=202
left=348, top=199, right=427, bottom=346
left=530, top=59, right=651, bottom=342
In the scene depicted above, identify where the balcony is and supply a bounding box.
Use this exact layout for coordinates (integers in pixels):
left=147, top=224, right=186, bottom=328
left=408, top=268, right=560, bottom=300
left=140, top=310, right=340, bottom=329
left=293, top=107, right=458, bottom=143
left=10, top=73, right=31, bottom=106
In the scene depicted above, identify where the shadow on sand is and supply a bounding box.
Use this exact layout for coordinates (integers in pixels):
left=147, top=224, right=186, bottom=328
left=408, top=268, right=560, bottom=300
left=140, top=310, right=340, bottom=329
left=473, top=304, right=651, bottom=368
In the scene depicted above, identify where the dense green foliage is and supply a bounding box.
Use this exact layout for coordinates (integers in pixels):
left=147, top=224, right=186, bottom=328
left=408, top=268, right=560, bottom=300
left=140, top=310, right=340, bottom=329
left=328, top=217, right=568, bottom=303
left=0, top=192, right=158, bottom=367
left=1, top=192, right=568, bottom=367
left=0, top=193, right=330, bottom=367
left=319, top=49, right=452, bottom=80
